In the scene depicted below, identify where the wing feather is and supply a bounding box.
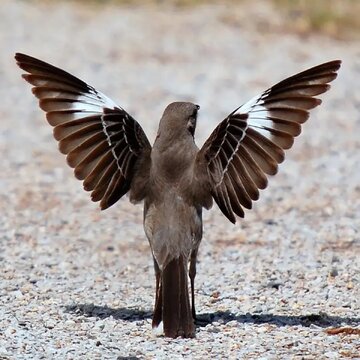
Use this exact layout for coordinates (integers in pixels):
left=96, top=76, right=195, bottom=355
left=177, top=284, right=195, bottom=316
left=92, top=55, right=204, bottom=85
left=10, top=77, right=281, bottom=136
left=15, top=52, right=151, bottom=209
left=197, top=60, right=341, bottom=221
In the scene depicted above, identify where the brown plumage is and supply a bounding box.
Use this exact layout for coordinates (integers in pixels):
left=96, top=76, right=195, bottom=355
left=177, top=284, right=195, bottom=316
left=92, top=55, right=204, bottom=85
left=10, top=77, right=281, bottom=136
left=15, top=53, right=341, bottom=338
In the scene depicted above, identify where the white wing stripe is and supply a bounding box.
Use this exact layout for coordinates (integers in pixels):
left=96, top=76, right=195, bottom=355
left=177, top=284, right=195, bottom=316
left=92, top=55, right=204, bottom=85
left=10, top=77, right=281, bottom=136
left=236, top=91, right=267, bottom=113
left=96, top=89, right=119, bottom=110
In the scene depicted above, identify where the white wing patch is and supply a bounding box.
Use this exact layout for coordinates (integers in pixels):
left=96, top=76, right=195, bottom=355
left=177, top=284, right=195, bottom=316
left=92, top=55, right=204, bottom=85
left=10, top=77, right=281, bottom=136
left=95, top=89, right=119, bottom=110
left=234, top=89, right=279, bottom=145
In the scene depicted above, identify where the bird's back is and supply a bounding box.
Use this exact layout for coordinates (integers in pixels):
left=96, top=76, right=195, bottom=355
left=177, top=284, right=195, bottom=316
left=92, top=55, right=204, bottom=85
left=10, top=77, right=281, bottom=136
left=144, top=137, right=202, bottom=269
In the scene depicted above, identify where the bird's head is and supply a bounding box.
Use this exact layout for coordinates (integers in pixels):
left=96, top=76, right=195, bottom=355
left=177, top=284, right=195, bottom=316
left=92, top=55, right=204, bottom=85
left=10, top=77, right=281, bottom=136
left=159, top=102, right=200, bottom=139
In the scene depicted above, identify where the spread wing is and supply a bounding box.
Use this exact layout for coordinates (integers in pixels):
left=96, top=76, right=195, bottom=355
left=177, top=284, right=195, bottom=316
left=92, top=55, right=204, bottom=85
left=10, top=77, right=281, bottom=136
left=197, top=60, right=341, bottom=223
left=15, top=53, right=151, bottom=210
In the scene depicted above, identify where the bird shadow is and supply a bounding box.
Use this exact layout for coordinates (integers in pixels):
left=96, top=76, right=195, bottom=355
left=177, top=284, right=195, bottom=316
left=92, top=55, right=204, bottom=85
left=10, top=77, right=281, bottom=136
left=64, top=303, right=152, bottom=322
left=64, top=304, right=360, bottom=328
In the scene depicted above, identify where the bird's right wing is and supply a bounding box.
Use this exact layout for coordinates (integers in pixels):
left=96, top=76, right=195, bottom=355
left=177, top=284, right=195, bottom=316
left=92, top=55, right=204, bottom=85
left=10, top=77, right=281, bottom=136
left=15, top=53, right=151, bottom=210
left=196, top=60, right=341, bottom=223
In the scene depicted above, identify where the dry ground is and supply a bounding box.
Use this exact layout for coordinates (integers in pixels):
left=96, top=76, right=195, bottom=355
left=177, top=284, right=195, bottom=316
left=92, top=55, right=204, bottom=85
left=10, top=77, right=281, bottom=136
left=0, top=1, right=359, bottom=359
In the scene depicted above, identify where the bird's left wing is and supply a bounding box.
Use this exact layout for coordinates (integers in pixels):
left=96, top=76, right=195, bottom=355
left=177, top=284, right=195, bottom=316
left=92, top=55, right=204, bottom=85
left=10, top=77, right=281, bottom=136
left=15, top=53, right=151, bottom=210
left=196, top=60, right=341, bottom=223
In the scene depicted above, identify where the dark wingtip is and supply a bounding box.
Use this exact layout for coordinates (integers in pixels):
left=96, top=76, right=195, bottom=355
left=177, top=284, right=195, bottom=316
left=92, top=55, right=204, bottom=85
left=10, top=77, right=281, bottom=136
left=100, top=202, right=108, bottom=211
left=328, top=59, right=342, bottom=78
left=331, top=59, right=342, bottom=69
left=318, top=59, right=342, bottom=72
left=15, top=53, right=33, bottom=73
left=325, top=60, right=342, bottom=79
left=15, top=52, right=38, bottom=61
left=21, top=74, right=32, bottom=83
left=14, top=52, right=22, bottom=61
left=229, top=215, right=237, bottom=224
left=15, top=52, right=30, bottom=64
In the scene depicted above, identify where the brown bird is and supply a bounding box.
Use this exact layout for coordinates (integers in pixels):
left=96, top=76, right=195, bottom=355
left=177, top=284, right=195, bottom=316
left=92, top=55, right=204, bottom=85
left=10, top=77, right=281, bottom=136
left=15, top=53, right=341, bottom=338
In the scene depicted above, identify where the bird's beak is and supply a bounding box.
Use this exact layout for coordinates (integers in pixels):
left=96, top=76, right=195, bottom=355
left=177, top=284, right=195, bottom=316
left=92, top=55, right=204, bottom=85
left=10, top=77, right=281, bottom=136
left=187, top=116, right=197, bottom=136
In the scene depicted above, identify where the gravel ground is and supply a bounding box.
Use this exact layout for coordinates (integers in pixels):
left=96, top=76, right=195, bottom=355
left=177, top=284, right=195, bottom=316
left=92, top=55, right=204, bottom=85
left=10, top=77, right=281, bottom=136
left=1, top=1, right=360, bottom=359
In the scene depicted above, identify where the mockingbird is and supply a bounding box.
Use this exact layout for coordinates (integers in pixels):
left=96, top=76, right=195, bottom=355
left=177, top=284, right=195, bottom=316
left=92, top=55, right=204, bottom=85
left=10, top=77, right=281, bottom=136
left=15, top=53, right=341, bottom=338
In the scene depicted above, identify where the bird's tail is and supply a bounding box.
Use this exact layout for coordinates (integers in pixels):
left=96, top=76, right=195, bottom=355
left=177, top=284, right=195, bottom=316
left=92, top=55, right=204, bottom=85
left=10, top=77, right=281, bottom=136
left=152, top=255, right=195, bottom=338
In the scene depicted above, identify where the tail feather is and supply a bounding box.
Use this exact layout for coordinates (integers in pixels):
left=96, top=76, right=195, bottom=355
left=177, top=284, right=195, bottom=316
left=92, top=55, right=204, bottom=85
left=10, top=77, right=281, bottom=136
left=152, top=255, right=195, bottom=338
left=162, top=258, right=181, bottom=337
left=152, top=271, right=163, bottom=330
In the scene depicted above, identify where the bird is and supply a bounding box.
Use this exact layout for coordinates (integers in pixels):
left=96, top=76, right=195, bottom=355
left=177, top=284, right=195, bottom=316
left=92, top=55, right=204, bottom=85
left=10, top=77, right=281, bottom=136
left=15, top=53, right=341, bottom=338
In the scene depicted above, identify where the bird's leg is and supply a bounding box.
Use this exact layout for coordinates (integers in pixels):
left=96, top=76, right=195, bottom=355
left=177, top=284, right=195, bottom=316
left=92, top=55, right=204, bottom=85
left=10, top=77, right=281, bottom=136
left=152, top=257, right=162, bottom=328
left=154, top=259, right=161, bottom=297
left=189, top=248, right=198, bottom=321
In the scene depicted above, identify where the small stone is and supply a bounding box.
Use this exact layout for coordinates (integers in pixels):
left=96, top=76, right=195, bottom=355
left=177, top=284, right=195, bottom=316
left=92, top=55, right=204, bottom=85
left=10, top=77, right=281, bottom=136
left=227, top=320, right=238, bottom=327
left=18, top=320, right=27, bottom=327
left=265, top=219, right=277, bottom=225
left=45, top=320, right=56, bottom=329
left=5, top=327, right=16, bottom=336
left=254, top=305, right=262, bottom=313
left=208, top=327, right=220, bottom=333
left=267, top=281, right=283, bottom=290
left=0, top=347, right=9, bottom=356
left=329, top=268, right=338, bottom=277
